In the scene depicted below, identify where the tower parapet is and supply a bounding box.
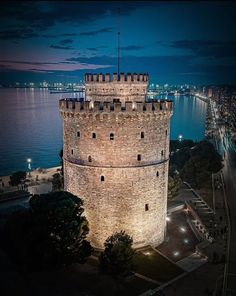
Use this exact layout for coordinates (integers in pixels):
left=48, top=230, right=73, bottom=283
left=85, top=73, right=149, bottom=83
left=85, top=72, right=149, bottom=103
left=59, top=99, right=172, bottom=115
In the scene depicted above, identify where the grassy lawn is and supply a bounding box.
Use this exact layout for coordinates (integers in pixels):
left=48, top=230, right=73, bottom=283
left=133, top=248, right=183, bottom=282
left=122, top=275, right=158, bottom=295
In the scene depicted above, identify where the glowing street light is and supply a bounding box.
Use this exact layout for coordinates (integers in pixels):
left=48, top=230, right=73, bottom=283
left=184, top=238, right=189, bottom=244
left=178, top=134, right=183, bottom=142
left=27, top=158, right=32, bottom=171
left=173, top=251, right=180, bottom=257
left=166, top=216, right=171, bottom=222
left=143, top=251, right=151, bottom=256
left=180, top=226, right=186, bottom=233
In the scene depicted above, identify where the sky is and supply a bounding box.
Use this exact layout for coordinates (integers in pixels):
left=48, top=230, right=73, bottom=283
left=1, top=1, right=236, bottom=85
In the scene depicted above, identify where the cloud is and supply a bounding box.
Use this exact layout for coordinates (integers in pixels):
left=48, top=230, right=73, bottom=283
left=36, top=33, right=78, bottom=39
left=50, top=44, right=74, bottom=50
left=120, top=45, right=144, bottom=51
left=80, top=27, right=113, bottom=36
left=0, top=28, right=38, bottom=40
left=0, top=57, right=113, bottom=73
left=59, top=38, right=73, bottom=45
left=0, top=2, right=153, bottom=33
left=87, top=46, right=107, bottom=51
left=169, top=40, right=236, bottom=58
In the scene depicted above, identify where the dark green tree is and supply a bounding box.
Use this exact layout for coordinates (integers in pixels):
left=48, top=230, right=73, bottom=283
left=59, top=149, right=64, bottom=176
left=168, top=173, right=182, bottom=199
left=9, top=171, right=26, bottom=187
left=3, top=191, right=93, bottom=270
left=52, top=173, right=63, bottom=191
left=180, top=141, right=223, bottom=188
left=99, top=231, right=135, bottom=277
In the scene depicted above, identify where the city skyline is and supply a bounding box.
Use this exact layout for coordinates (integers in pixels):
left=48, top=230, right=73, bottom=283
left=1, top=1, right=236, bottom=85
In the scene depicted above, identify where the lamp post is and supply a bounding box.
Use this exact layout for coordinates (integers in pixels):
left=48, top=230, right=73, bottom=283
left=27, top=158, right=32, bottom=177
left=178, top=134, right=183, bottom=142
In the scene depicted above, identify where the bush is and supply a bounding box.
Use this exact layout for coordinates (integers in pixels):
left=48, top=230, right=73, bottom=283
left=99, top=231, right=135, bottom=277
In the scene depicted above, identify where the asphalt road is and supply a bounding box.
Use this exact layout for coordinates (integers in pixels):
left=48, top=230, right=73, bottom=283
left=222, top=133, right=236, bottom=295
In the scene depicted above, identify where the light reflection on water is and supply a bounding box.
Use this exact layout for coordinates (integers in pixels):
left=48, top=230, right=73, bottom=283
left=0, top=89, right=207, bottom=176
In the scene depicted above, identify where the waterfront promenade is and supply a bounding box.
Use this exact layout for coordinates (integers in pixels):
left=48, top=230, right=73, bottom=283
left=209, top=99, right=236, bottom=295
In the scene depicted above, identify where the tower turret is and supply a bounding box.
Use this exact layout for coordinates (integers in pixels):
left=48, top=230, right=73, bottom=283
left=85, top=72, right=149, bottom=103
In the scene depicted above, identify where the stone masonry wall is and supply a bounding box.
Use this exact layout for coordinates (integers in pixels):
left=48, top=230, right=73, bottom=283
left=85, top=73, right=148, bottom=103
left=64, top=160, right=169, bottom=248
left=60, top=99, right=172, bottom=248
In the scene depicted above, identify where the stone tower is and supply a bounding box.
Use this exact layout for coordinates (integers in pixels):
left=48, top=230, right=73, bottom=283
left=59, top=73, right=173, bottom=249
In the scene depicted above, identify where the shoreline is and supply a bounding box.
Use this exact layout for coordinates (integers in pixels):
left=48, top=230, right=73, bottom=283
left=0, top=166, right=61, bottom=191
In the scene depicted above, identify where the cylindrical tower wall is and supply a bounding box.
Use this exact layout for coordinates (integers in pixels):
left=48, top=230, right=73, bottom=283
left=64, top=160, right=169, bottom=248
left=60, top=100, right=172, bottom=248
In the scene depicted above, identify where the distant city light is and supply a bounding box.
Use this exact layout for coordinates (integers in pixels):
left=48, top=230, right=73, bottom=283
left=166, top=216, right=171, bottom=222
left=180, top=226, right=186, bottom=233
left=184, top=239, right=189, bottom=244
left=173, top=251, right=180, bottom=257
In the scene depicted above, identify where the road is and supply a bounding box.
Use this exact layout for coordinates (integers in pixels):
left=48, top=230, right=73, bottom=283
left=210, top=99, right=236, bottom=295
left=222, top=134, right=236, bottom=295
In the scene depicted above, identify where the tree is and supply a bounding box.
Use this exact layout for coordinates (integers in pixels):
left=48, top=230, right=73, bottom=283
left=52, top=173, right=63, bottom=191
left=9, top=171, right=26, bottom=187
left=3, top=191, right=93, bottom=271
left=168, top=173, right=182, bottom=199
left=99, top=231, right=135, bottom=277
left=60, top=149, right=64, bottom=176
left=180, top=141, right=223, bottom=189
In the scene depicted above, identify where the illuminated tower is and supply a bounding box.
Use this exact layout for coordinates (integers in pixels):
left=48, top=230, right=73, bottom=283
left=59, top=73, right=173, bottom=248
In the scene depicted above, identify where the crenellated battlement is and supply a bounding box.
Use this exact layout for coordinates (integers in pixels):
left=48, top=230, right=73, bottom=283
left=59, top=99, right=173, bottom=114
left=85, top=73, right=149, bottom=83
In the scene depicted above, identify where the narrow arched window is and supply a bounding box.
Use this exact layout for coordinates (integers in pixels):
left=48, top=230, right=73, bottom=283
left=145, top=204, right=149, bottom=211
left=137, top=154, right=141, bottom=161
left=101, top=176, right=105, bottom=182
left=161, top=150, right=164, bottom=157
left=71, top=149, right=73, bottom=155
left=156, top=171, right=159, bottom=177
left=141, top=132, right=144, bottom=139
left=88, top=156, right=92, bottom=162
left=92, top=132, right=96, bottom=139
left=77, top=131, right=80, bottom=138
left=110, top=133, right=114, bottom=140
left=165, top=129, right=168, bottom=136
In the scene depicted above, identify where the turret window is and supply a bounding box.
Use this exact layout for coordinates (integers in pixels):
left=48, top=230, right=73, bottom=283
left=88, top=156, right=92, bottom=162
left=110, top=133, right=114, bottom=140
left=141, top=132, right=144, bottom=139
left=137, top=154, right=141, bottom=161
left=77, top=131, right=80, bottom=138
left=145, top=204, right=149, bottom=211
left=92, top=132, right=96, bottom=139
left=156, top=171, right=159, bottom=177
left=161, top=150, right=164, bottom=157
left=71, top=149, right=73, bottom=155
left=100, top=176, right=105, bottom=182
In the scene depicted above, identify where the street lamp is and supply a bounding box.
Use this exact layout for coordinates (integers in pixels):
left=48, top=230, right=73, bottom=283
left=178, top=134, right=183, bottom=142
left=27, top=158, right=32, bottom=177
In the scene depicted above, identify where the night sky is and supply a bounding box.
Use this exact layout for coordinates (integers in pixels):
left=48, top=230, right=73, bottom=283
left=1, top=1, right=236, bottom=85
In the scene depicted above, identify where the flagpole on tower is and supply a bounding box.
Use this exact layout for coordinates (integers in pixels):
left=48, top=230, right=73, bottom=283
left=117, top=7, right=120, bottom=76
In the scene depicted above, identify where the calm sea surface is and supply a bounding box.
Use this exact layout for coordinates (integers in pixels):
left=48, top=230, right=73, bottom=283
left=0, top=88, right=207, bottom=176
